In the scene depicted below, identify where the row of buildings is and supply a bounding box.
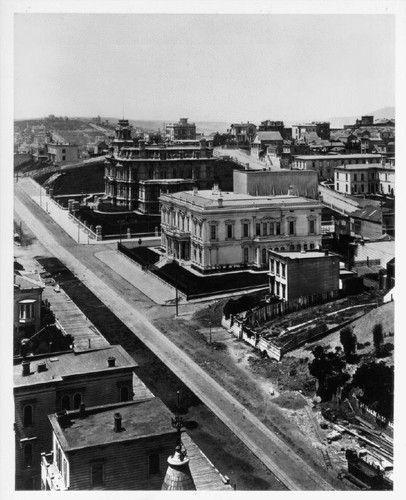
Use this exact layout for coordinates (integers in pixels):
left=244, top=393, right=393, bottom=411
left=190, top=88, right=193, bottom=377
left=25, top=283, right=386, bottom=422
left=13, top=263, right=231, bottom=491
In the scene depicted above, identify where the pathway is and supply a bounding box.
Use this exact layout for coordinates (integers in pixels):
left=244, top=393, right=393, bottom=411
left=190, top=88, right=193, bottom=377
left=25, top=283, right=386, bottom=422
left=14, top=178, right=336, bottom=490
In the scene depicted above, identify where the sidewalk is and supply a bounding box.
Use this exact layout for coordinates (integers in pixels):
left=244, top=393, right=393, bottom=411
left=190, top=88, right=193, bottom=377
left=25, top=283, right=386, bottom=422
left=20, top=177, right=158, bottom=247
left=95, top=250, right=178, bottom=305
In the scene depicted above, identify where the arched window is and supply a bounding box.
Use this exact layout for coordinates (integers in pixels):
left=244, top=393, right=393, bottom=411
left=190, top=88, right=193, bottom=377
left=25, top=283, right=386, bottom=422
left=280, top=247, right=285, bottom=252
left=303, top=244, right=308, bottom=251
left=24, top=443, right=33, bottom=467
left=289, top=245, right=294, bottom=251
left=61, top=395, right=70, bottom=411
left=120, top=386, right=130, bottom=402
left=310, top=243, right=315, bottom=250
left=73, top=393, right=82, bottom=410
left=296, top=244, right=301, bottom=251
left=23, top=405, right=33, bottom=427
left=274, top=247, right=279, bottom=252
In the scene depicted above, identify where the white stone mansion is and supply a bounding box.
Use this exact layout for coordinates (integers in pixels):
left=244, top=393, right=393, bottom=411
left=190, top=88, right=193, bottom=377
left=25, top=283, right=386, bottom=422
left=159, top=187, right=323, bottom=273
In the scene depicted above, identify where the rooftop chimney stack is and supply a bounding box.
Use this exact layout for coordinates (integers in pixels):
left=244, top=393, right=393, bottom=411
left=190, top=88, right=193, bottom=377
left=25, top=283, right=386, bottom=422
left=107, top=356, right=116, bottom=368
left=37, top=362, right=47, bottom=373
left=79, top=403, right=86, bottom=419
left=114, top=412, right=122, bottom=432
left=22, top=360, right=30, bottom=377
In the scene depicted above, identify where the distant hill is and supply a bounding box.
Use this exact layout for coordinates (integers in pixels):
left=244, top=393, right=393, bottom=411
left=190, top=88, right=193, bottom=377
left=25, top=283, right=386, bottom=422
left=329, top=106, right=395, bottom=129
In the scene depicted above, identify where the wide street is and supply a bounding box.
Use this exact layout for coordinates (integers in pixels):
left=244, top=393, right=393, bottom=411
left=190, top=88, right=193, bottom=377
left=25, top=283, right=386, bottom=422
left=14, top=178, right=336, bottom=490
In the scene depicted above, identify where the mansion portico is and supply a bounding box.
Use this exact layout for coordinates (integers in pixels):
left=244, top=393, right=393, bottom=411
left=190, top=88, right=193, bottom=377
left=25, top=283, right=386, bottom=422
left=159, top=187, right=323, bottom=273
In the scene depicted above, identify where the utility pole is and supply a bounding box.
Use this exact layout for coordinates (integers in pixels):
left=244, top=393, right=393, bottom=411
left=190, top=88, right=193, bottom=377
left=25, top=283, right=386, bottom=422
left=209, top=321, right=212, bottom=347
left=175, top=282, right=179, bottom=317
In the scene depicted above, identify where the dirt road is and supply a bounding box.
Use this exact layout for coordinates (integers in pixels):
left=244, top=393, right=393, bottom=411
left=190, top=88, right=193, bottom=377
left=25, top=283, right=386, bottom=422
left=14, top=179, right=336, bottom=490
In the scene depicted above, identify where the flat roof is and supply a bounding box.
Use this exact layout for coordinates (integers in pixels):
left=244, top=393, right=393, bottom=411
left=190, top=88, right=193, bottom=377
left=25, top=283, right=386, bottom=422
left=335, top=163, right=387, bottom=170
left=14, top=345, right=136, bottom=388
left=50, top=399, right=175, bottom=451
left=160, top=190, right=321, bottom=209
left=268, top=250, right=338, bottom=260
left=294, top=154, right=382, bottom=160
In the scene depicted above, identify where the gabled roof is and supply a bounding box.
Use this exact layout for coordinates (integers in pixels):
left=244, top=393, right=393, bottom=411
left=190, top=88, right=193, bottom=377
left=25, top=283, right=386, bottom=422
left=351, top=206, right=382, bottom=223
left=254, top=131, right=283, bottom=142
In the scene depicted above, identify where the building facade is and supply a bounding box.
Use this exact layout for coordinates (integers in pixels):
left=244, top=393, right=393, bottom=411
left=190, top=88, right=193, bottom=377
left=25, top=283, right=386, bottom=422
left=293, top=153, right=383, bottom=180
left=14, top=274, right=44, bottom=341
left=233, top=169, right=319, bottom=199
left=250, top=131, right=283, bottom=159
left=165, top=118, right=196, bottom=141
left=104, top=134, right=242, bottom=213
left=268, top=249, right=340, bottom=301
left=41, top=400, right=177, bottom=490
left=14, top=346, right=143, bottom=490
left=159, top=187, right=323, bottom=273
left=291, top=123, right=317, bottom=141
left=229, top=122, right=257, bottom=145
left=46, top=144, right=79, bottom=164
left=334, top=163, right=395, bottom=196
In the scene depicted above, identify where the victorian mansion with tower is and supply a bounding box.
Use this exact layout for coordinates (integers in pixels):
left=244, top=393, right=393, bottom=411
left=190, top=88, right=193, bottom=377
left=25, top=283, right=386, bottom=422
left=103, top=119, right=242, bottom=214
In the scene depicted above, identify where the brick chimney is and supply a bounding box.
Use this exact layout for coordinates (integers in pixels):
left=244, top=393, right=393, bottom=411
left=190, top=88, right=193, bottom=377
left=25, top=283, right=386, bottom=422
left=107, top=356, right=116, bottom=367
left=22, top=360, right=30, bottom=377
left=114, top=412, right=123, bottom=432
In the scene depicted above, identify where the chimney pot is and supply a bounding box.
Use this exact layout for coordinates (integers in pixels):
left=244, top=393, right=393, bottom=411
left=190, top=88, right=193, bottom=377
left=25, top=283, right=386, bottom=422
left=79, top=402, right=86, bottom=419
left=22, top=360, right=30, bottom=377
left=114, top=412, right=122, bottom=432
left=107, top=356, right=116, bottom=367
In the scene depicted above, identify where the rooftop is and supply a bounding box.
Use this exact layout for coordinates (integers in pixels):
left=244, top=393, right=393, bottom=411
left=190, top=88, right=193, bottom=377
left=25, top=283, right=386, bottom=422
left=50, top=399, right=175, bottom=451
left=14, top=273, right=44, bottom=291
left=160, top=189, right=321, bottom=210
left=335, top=163, right=388, bottom=171
left=254, top=131, right=283, bottom=142
left=268, top=250, right=338, bottom=260
left=14, top=345, right=136, bottom=388
left=294, top=154, right=382, bottom=161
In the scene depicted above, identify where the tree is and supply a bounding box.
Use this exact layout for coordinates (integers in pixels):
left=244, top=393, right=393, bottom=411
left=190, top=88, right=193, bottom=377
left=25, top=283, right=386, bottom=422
left=340, top=326, right=357, bottom=361
left=308, top=347, right=349, bottom=401
left=352, top=361, right=394, bottom=421
left=373, top=323, right=384, bottom=355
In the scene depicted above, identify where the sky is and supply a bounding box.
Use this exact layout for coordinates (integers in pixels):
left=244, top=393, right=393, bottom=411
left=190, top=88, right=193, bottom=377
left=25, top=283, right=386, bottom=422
left=14, top=13, right=395, bottom=124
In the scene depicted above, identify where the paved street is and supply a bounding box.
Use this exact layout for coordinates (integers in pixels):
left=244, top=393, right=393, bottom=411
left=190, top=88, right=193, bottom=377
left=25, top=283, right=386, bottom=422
left=14, top=177, right=335, bottom=490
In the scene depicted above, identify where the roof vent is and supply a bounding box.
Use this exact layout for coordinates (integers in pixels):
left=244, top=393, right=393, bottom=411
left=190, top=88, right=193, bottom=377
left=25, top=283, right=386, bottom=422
left=22, top=360, right=30, bottom=377
left=107, top=356, right=116, bottom=367
left=37, top=362, right=47, bottom=373
left=114, top=412, right=123, bottom=432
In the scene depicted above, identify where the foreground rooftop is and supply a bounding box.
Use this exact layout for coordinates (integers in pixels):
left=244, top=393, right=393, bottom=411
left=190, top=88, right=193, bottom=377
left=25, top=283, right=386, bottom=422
left=49, top=399, right=175, bottom=451
left=14, top=345, right=136, bottom=387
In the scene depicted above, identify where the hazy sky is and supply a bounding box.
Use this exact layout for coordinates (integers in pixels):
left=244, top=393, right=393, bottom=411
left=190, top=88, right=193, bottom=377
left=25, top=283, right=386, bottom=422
left=14, top=14, right=395, bottom=123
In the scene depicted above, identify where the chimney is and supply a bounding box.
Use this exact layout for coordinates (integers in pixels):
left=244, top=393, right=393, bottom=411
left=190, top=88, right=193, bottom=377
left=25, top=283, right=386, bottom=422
left=22, top=360, right=30, bottom=377
left=107, top=356, right=116, bottom=367
left=193, top=186, right=198, bottom=196
left=56, top=410, right=70, bottom=428
left=79, top=402, right=86, bottom=419
left=114, top=412, right=122, bottom=432
left=37, top=361, right=47, bottom=373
